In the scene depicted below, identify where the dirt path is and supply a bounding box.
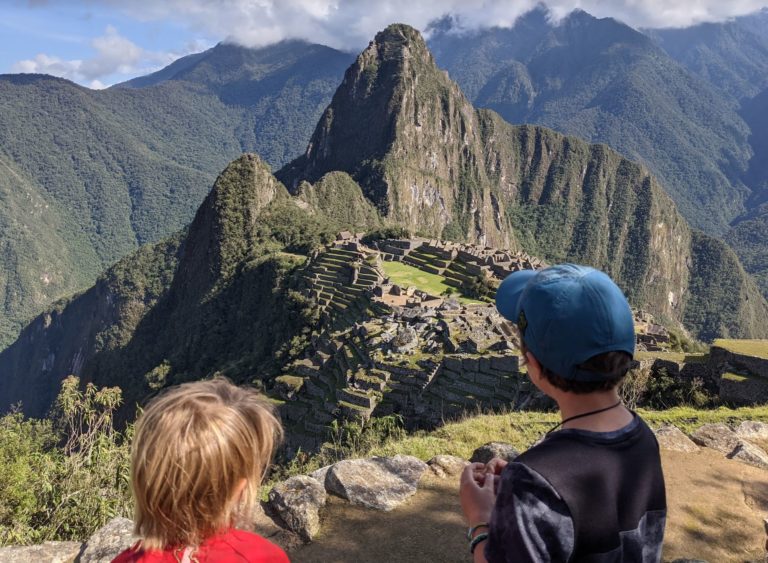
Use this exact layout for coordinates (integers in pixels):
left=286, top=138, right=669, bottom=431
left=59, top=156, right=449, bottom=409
left=291, top=449, right=767, bottom=562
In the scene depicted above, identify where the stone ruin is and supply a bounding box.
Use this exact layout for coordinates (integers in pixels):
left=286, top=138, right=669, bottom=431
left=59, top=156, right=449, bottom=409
left=632, top=308, right=672, bottom=352
left=271, top=235, right=544, bottom=453
left=275, top=233, right=768, bottom=452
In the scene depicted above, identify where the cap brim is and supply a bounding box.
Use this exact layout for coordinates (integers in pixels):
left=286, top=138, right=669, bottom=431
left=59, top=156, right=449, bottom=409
left=495, top=269, right=538, bottom=322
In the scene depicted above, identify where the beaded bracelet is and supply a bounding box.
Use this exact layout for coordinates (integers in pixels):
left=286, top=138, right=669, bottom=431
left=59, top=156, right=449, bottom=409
left=466, top=522, right=489, bottom=541
left=469, top=532, right=489, bottom=554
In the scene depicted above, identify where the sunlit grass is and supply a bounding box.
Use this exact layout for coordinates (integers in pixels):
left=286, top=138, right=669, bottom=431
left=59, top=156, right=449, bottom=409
left=380, top=261, right=481, bottom=304
left=713, top=339, right=768, bottom=359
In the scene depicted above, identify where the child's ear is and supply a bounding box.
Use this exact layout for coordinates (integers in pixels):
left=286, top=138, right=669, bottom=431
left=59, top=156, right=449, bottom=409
left=526, top=352, right=542, bottom=378
left=233, top=478, right=248, bottom=503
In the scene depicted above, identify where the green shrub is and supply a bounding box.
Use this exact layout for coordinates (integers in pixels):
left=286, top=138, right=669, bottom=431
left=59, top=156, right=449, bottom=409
left=621, top=367, right=713, bottom=410
left=361, top=226, right=411, bottom=244
left=0, top=377, right=132, bottom=546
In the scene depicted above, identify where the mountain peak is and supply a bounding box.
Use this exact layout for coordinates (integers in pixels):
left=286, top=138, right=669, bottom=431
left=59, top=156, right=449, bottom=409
left=375, top=23, right=429, bottom=51
left=276, top=23, right=453, bottom=199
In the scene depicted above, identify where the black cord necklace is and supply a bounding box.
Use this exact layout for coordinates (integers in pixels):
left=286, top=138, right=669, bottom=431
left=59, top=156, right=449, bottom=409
left=546, top=400, right=623, bottom=435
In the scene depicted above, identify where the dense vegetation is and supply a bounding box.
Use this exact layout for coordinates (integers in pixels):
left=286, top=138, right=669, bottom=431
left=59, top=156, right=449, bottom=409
left=684, top=232, right=768, bottom=340
left=0, top=41, right=350, bottom=349
left=647, top=11, right=768, bottom=102
left=0, top=155, right=384, bottom=418
left=0, top=377, right=131, bottom=546
left=428, top=9, right=753, bottom=235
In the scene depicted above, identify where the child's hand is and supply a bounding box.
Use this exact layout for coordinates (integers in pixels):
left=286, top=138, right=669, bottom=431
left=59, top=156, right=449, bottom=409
left=460, top=462, right=496, bottom=526
left=484, top=457, right=509, bottom=476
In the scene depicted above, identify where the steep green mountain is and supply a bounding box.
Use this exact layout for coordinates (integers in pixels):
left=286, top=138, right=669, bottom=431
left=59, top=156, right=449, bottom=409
left=646, top=10, right=768, bottom=102
left=0, top=154, right=382, bottom=418
left=426, top=8, right=752, bottom=235
left=279, top=24, right=768, bottom=337
left=724, top=86, right=768, bottom=296
left=642, top=11, right=768, bottom=300
left=0, top=42, right=350, bottom=349
left=2, top=24, right=767, bottom=420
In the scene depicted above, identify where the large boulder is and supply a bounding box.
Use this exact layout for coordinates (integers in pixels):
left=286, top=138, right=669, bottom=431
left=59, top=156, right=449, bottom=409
left=79, top=517, right=137, bottom=563
left=727, top=441, right=768, bottom=470
left=325, top=455, right=428, bottom=511
left=470, top=442, right=520, bottom=465
left=0, top=541, right=82, bottom=563
left=689, top=424, right=740, bottom=454
left=427, top=455, right=468, bottom=478
left=654, top=425, right=700, bottom=453
left=309, top=465, right=332, bottom=487
left=268, top=476, right=326, bottom=541
left=734, top=421, right=768, bottom=441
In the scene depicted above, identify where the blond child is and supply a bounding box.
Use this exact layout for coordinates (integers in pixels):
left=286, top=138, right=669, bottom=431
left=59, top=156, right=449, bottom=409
left=113, top=378, right=288, bottom=563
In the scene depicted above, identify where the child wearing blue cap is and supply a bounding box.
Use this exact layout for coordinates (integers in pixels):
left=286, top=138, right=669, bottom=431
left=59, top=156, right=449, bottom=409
left=460, top=264, right=666, bottom=562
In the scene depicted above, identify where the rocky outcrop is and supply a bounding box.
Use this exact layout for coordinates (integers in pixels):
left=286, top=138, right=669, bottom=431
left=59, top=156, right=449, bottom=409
left=664, top=422, right=768, bottom=471
left=325, top=455, right=428, bottom=511
left=727, top=441, right=768, bottom=470
left=690, top=423, right=741, bottom=454
left=469, top=442, right=520, bottom=464
left=79, top=517, right=137, bottom=563
left=268, top=476, right=326, bottom=541
left=0, top=541, right=82, bottom=563
left=427, top=455, right=468, bottom=478
left=735, top=421, right=768, bottom=441
left=655, top=425, right=700, bottom=453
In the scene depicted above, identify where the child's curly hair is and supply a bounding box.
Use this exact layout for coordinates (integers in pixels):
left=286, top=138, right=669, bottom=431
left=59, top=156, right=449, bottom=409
left=131, top=378, right=282, bottom=550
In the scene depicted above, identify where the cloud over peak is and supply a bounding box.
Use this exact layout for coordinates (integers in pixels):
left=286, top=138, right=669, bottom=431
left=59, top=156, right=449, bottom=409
left=112, top=0, right=768, bottom=51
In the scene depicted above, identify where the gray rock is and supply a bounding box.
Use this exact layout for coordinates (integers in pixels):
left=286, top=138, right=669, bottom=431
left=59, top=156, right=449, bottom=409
left=392, top=327, right=418, bottom=353
left=689, top=423, right=740, bottom=454
left=325, top=455, right=428, bottom=511
left=309, top=464, right=332, bottom=486
left=734, top=420, right=768, bottom=441
left=470, top=442, right=520, bottom=465
left=727, top=440, right=768, bottom=470
left=268, top=476, right=326, bottom=541
left=0, top=541, right=82, bottom=563
left=654, top=425, right=700, bottom=453
left=80, top=517, right=137, bottom=563
left=427, top=455, right=468, bottom=478
left=490, top=355, right=519, bottom=373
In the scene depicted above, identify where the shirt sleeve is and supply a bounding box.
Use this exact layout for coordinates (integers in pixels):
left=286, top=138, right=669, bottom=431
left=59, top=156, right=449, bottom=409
left=484, top=462, right=574, bottom=563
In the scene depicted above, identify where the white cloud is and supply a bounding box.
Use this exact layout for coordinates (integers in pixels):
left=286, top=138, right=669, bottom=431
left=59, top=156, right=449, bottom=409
left=78, top=25, right=143, bottom=79
left=10, top=25, right=187, bottom=87
left=106, top=0, right=768, bottom=51
left=12, top=1, right=768, bottom=86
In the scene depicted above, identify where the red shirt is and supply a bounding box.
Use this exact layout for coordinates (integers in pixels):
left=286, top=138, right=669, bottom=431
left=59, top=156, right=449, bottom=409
left=112, top=529, right=289, bottom=562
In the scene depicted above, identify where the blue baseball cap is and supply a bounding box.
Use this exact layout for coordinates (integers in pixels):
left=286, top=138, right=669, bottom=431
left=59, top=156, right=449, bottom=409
left=495, top=264, right=635, bottom=382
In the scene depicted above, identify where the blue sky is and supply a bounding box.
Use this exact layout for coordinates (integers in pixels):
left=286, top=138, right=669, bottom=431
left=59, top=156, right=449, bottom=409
left=0, top=2, right=214, bottom=88
left=3, top=0, right=768, bottom=89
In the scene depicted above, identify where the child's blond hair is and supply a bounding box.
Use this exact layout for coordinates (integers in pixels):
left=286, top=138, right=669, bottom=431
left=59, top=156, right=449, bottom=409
left=130, top=377, right=282, bottom=550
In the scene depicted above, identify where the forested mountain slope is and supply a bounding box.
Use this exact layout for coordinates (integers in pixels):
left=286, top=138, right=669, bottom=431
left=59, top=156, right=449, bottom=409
left=0, top=42, right=351, bottom=348
left=646, top=10, right=768, bottom=102
left=3, top=24, right=766, bottom=419
left=427, top=8, right=753, bottom=235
